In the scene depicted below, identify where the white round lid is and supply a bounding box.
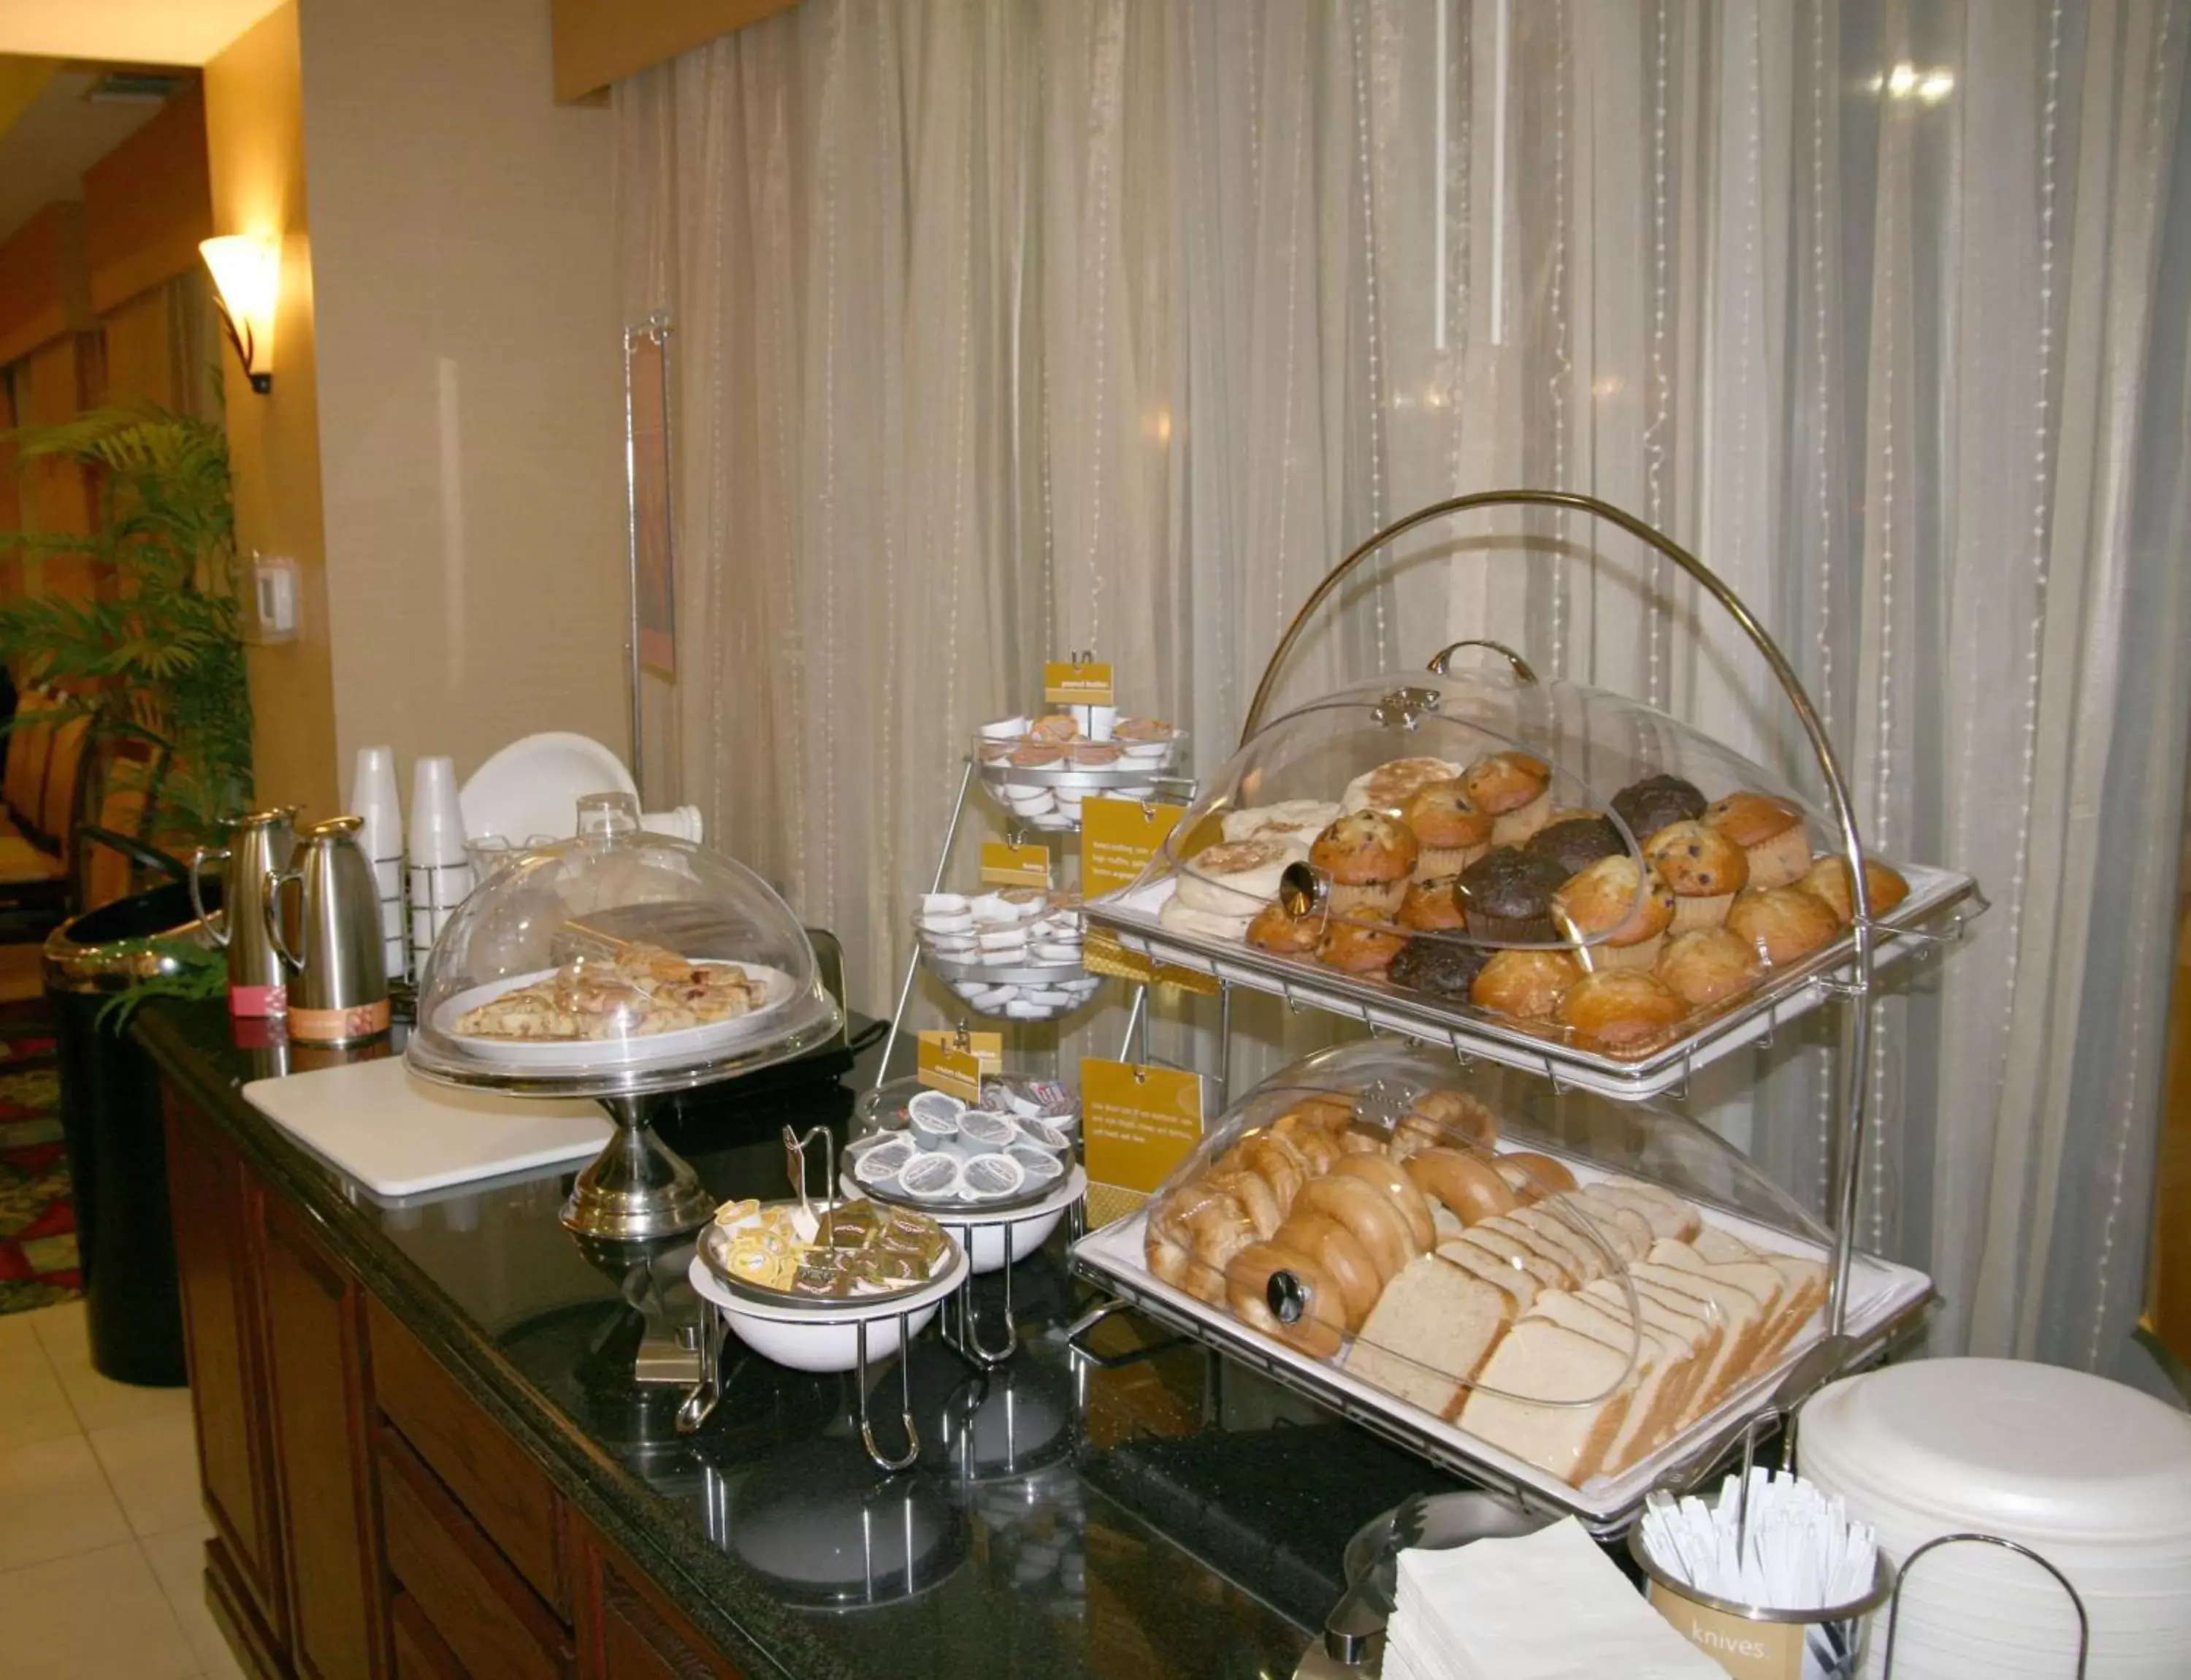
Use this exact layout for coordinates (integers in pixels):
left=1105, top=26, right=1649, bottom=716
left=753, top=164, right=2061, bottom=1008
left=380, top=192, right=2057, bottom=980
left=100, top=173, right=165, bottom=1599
left=1804, top=1358, right=2191, bottom=1543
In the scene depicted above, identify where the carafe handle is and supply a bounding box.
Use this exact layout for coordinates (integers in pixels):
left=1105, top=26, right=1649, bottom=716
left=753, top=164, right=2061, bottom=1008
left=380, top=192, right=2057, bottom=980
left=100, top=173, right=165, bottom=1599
left=188, top=846, right=230, bottom=947
left=264, top=868, right=305, bottom=974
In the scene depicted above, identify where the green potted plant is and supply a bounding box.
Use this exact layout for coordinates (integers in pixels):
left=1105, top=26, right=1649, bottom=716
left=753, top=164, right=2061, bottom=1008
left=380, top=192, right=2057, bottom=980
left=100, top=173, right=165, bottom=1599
left=0, top=402, right=254, bottom=846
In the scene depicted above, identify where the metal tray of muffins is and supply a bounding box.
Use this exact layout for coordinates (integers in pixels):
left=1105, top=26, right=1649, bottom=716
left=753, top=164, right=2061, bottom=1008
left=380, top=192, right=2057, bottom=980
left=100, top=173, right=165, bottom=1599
left=1069, top=1183, right=1932, bottom=1533
left=1084, top=863, right=1980, bottom=1100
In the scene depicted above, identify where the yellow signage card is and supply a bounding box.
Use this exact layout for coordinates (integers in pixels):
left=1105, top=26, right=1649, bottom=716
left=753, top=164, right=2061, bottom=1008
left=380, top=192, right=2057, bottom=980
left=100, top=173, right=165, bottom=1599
left=915, top=1031, right=1002, bottom=1101
left=979, top=841, right=1052, bottom=889
left=1043, top=659, right=1115, bottom=706
left=1081, top=796, right=1185, bottom=896
left=1082, top=1058, right=1204, bottom=1210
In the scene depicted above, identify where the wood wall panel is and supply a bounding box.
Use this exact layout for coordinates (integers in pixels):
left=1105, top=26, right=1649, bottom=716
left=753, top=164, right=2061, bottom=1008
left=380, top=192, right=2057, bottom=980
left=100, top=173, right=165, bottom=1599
left=549, top=0, right=795, bottom=102
left=85, top=80, right=215, bottom=315
left=0, top=203, right=96, bottom=368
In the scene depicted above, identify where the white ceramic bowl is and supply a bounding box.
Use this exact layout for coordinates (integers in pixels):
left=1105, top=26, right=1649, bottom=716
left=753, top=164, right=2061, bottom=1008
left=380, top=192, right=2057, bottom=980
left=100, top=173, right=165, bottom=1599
left=688, top=1243, right=970, bottom=1373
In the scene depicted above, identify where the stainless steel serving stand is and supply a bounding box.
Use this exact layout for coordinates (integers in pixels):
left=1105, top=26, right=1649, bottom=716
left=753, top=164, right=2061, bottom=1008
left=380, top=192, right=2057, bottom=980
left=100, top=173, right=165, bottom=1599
left=1067, top=489, right=1976, bottom=1533
left=681, top=1126, right=966, bottom=1472
left=405, top=1001, right=846, bottom=1242
left=873, top=755, right=1196, bottom=1091
left=1878, top=1532, right=2091, bottom=1678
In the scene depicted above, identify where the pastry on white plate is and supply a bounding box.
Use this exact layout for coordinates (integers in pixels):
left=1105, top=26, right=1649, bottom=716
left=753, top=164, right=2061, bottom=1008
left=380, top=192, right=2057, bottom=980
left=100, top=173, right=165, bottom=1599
left=1220, top=799, right=1343, bottom=845
left=1174, top=836, right=1309, bottom=917
left=1158, top=893, right=1255, bottom=943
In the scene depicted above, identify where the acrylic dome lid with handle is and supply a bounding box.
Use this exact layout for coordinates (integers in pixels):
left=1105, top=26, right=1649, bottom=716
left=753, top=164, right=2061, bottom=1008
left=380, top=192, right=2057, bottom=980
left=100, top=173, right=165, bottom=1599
left=1139, top=661, right=1827, bottom=928
left=1147, top=1040, right=1832, bottom=1265
left=407, top=793, right=841, bottom=1096
left=1137, top=1041, right=1840, bottom=1441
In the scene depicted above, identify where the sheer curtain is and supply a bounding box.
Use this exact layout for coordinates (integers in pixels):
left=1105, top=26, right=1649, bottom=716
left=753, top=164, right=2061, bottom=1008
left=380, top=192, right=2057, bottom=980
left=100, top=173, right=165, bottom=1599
left=613, top=0, right=2191, bottom=1380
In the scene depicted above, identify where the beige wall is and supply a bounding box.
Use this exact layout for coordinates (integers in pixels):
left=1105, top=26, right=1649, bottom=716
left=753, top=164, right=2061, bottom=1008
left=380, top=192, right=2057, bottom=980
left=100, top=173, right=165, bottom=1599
left=300, top=0, right=624, bottom=793
left=204, top=2, right=341, bottom=817
left=200, top=0, right=624, bottom=822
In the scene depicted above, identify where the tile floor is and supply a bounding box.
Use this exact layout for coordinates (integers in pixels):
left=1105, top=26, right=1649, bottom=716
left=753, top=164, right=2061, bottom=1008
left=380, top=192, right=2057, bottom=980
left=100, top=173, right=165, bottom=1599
left=0, top=1302, right=242, bottom=1680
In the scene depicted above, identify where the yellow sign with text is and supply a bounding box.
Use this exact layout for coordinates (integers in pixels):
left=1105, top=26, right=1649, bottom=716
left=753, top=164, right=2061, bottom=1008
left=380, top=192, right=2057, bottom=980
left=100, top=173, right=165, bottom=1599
left=979, top=841, right=1053, bottom=888
left=916, top=1031, right=1003, bottom=1102
left=1081, top=796, right=1185, bottom=894
left=1082, top=1058, right=1204, bottom=1222
left=1043, top=659, right=1115, bottom=706
left=1082, top=798, right=1220, bottom=995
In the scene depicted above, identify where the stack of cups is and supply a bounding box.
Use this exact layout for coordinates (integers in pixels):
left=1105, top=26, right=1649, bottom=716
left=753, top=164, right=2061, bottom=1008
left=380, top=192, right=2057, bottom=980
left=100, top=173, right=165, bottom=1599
left=347, top=746, right=408, bottom=982
left=407, top=757, right=473, bottom=981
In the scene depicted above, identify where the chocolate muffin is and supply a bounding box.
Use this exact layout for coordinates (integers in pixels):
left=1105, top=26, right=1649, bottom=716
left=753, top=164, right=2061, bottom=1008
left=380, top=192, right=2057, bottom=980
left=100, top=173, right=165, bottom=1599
left=1610, top=773, right=1707, bottom=840
left=1525, top=814, right=1626, bottom=878
left=1456, top=847, right=1571, bottom=942
left=1388, top=933, right=1493, bottom=1001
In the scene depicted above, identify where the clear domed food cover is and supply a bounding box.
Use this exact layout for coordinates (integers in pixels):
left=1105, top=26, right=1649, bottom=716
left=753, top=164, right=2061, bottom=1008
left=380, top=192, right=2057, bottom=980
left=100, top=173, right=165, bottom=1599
left=1085, top=660, right=1976, bottom=1087
left=408, top=794, right=842, bottom=1093
left=1074, top=1041, right=1930, bottom=1513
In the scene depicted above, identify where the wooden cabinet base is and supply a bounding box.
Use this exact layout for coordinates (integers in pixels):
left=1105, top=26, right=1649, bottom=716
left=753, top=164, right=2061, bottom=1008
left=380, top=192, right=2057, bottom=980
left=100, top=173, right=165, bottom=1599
left=160, top=1078, right=754, bottom=1680
left=202, top=1532, right=290, bottom=1680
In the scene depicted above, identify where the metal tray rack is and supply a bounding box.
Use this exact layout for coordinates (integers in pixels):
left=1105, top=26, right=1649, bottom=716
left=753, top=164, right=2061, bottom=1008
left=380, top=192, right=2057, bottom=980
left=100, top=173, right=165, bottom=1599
left=1065, top=489, right=1982, bottom=1530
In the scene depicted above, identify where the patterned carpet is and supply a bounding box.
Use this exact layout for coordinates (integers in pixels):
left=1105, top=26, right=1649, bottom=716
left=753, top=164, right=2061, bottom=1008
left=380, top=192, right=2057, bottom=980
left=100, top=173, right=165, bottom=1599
left=0, top=1008, right=72, bottom=1316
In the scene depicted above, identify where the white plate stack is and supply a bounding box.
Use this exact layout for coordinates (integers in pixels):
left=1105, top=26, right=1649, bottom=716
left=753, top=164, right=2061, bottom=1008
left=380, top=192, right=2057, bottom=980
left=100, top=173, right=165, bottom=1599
left=1797, top=1358, right=2191, bottom=1679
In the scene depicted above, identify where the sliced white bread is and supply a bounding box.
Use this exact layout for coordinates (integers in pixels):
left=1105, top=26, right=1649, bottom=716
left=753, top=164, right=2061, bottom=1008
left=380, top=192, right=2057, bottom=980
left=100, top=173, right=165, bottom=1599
left=1688, top=1226, right=1760, bottom=1264
left=1524, top=1291, right=1688, bottom=1473
left=1438, top=1238, right=1540, bottom=1314
left=1646, top=1240, right=1792, bottom=1355
left=1583, top=1276, right=1718, bottom=1435
left=1464, top=1222, right=1572, bottom=1291
left=1555, top=1191, right=1652, bottom=1262
left=1509, top=1205, right=1615, bottom=1283
left=1456, top=1318, right=1638, bottom=1484
left=1486, top=1216, right=1589, bottom=1286
left=1594, top=1178, right=1703, bottom=1241
left=1343, top=1254, right=1513, bottom=1419
left=1629, top=1262, right=1767, bottom=1415
left=1753, top=1253, right=1829, bottom=1360
left=1430, top=1202, right=1467, bottom=1241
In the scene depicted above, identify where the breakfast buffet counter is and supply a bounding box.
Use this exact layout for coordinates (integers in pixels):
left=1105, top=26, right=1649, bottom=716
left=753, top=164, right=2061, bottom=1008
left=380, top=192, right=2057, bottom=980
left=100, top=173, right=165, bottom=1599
left=137, top=999, right=1455, bottom=1680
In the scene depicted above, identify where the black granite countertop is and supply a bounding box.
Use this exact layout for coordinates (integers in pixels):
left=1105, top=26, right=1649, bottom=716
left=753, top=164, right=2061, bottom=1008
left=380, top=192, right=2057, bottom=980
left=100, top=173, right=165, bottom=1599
left=137, top=1001, right=1461, bottom=1680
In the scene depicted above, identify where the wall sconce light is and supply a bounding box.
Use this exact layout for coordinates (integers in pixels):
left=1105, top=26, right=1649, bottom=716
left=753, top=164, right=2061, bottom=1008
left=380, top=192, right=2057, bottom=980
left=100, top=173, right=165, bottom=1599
left=199, top=233, right=280, bottom=394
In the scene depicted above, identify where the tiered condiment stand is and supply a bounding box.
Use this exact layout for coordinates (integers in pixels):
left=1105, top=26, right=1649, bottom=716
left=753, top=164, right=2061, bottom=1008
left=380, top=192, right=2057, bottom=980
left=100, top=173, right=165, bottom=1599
left=1067, top=489, right=1989, bottom=1540
left=860, top=670, right=1198, bottom=1381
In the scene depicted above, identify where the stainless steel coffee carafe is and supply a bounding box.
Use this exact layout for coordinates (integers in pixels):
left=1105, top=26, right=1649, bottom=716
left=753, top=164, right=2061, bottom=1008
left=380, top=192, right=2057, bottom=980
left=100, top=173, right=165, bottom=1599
left=265, top=815, right=390, bottom=1045
left=189, top=807, right=298, bottom=1017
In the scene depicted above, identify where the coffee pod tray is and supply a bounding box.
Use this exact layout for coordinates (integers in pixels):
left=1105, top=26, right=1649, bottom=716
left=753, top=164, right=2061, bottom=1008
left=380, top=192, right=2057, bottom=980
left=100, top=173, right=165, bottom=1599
left=848, top=1078, right=1088, bottom=1364
left=1068, top=1042, right=1932, bottom=1534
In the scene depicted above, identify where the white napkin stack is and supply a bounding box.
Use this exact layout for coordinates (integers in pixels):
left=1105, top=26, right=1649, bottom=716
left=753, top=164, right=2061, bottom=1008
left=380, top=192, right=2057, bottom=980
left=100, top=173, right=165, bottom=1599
left=1381, top=1519, right=1727, bottom=1680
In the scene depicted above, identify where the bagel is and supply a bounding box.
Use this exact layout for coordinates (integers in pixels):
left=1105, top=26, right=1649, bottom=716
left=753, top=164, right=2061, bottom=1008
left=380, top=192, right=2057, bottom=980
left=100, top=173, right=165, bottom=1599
left=1493, top=1150, right=1580, bottom=1204
left=1146, top=1226, right=1228, bottom=1303
left=1339, top=1127, right=1387, bottom=1156
left=1294, top=1173, right=1420, bottom=1281
left=1272, top=1116, right=1341, bottom=1174
left=1181, top=1187, right=1257, bottom=1274
left=1225, top=1240, right=1345, bottom=1358
left=1231, top=1131, right=1311, bottom=1208
left=1271, top=1209, right=1383, bottom=1326
left=1407, top=1089, right=1501, bottom=1150
left=1205, top=1167, right=1285, bottom=1240
left=1328, top=1154, right=1439, bottom=1252
left=1404, top=1147, right=1520, bottom=1227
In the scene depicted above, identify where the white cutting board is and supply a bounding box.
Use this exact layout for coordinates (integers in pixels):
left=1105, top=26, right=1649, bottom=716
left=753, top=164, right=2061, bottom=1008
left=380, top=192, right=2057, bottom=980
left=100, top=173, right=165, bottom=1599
left=242, top=1058, right=611, bottom=1197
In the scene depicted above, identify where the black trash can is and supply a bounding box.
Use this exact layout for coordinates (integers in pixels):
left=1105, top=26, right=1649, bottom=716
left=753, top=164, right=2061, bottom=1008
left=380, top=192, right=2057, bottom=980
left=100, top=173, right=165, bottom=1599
left=43, top=880, right=221, bottom=1387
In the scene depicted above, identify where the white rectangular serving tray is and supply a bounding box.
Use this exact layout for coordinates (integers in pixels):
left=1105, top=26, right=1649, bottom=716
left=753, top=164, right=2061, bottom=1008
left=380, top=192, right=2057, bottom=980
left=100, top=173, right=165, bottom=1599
left=1070, top=1159, right=1932, bottom=1530
left=242, top=1058, right=610, bottom=1199
left=1086, top=863, right=1977, bottom=1100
